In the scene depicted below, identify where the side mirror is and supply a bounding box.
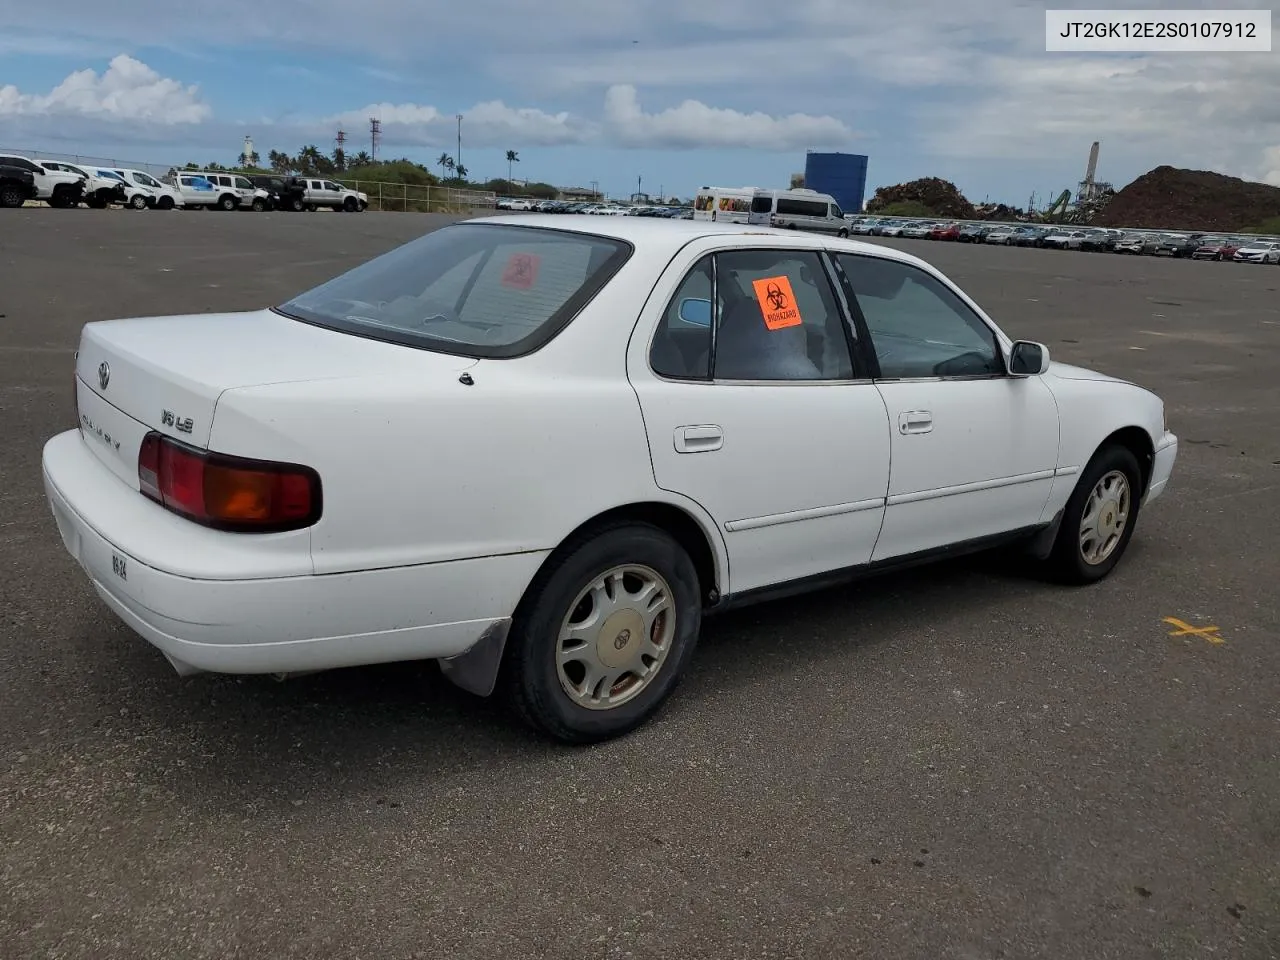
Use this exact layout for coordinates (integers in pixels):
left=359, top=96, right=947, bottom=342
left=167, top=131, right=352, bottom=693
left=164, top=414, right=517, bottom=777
left=678, top=298, right=713, bottom=327
left=1009, top=340, right=1050, bottom=376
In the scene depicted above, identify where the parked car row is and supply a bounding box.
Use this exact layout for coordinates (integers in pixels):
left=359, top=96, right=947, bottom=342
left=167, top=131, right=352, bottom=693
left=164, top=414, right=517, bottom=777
left=0, top=154, right=369, bottom=213
left=846, top=216, right=1280, bottom=265
left=497, top=197, right=691, bottom=218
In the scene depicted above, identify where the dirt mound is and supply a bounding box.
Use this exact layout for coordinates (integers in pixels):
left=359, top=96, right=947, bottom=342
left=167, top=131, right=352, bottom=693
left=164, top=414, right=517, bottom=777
left=865, top=177, right=976, bottom=220
left=1095, top=166, right=1280, bottom=232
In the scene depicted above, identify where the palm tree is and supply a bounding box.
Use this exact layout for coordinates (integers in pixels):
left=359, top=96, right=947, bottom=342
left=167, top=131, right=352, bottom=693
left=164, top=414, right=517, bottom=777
left=353, top=150, right=372, bottom=167
left=505, top=149, right=519, bottom=184
left=455, top=164, right=468, bottom=182
left=437, top=152, right=453, bottom=179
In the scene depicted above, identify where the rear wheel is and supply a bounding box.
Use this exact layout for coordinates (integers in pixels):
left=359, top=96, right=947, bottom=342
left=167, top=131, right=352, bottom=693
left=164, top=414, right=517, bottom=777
left=251, top=198, right=266, bottom=212
left=501, top=523, right=702, bottom=744
left=218, top=194, right=238, bottom=211
left=0, top=184, right=24, bottom=207
left=157, top=196, right=174, bottom=210
left=130, top=193, right=148, bottom=210
left=1045, top=444, right=1144, bottom=584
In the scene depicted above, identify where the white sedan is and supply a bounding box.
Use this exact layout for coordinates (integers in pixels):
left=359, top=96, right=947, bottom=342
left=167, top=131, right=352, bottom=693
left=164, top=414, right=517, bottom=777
left=42, top=216, right=1178, bottom=743
left=1232, top=241, right=1280, bottom=264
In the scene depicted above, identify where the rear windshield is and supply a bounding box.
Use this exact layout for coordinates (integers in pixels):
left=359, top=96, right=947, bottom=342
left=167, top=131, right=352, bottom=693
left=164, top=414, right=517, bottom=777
left=277, top=223, right=632, bottom=358
left=750, top=195, right=773, bottom=213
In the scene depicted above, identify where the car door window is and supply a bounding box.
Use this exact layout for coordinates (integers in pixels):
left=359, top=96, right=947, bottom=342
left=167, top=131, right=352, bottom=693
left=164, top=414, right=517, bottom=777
left=649, top=251, right=855, bottom=382
left=714, top=249, right=853, bottom=381
left=650, top=256, right=713, bottom=379
left=234, top=176, right=254, bottom=190
left=836, top=253, right=1002, bottom=380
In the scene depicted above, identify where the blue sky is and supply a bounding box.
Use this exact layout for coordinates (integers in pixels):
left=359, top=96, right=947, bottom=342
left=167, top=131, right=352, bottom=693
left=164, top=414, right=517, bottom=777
left=1, top=0, right=1278, bottom=205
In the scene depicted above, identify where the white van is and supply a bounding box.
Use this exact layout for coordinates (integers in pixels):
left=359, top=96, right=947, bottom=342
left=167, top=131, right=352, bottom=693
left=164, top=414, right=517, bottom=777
left=692, top=186, right=770, bottom=224
left=749, top=188, right=849, bottom=236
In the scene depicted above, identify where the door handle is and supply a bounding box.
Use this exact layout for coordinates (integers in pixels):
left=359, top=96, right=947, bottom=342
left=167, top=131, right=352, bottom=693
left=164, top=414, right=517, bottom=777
left=674, top=424, right=723, bottom=453
left=898, top=411, right=933, bottom=435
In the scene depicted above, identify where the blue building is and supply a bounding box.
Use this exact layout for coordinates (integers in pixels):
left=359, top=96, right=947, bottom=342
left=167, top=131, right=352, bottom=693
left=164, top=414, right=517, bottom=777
left=804, top=152, right=869, bottom=214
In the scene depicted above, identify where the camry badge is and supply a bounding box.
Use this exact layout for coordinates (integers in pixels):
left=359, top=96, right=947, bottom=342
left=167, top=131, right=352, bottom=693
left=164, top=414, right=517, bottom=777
left=98, top=361, right=111, bottom=390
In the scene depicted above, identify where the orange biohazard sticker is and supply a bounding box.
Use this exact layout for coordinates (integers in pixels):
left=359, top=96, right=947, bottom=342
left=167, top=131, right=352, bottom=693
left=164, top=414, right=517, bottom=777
left=750, top=275, right=803, bottom=330
left=501, top=252, right=541, bottom=289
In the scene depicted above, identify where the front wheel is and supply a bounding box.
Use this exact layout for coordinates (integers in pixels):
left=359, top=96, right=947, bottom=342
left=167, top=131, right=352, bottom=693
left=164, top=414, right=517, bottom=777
left=130, top=193, right=148, bottom=210
left=251, top=198, right=266, bottom=212
left=837, top=228, right=849, bottom=238
left=1046, top=444, right=1144, bottom=584
left=500, top=523, right=703, bottom=744
left=343, top=196, right=358, bottom=212
left=157, top=196, right=174, bottom=210
left=0, top=184, right=24, bottom=207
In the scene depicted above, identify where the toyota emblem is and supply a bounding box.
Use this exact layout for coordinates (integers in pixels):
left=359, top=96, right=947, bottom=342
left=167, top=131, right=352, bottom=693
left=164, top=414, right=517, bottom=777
left=98, top=361, right=110, bottom=390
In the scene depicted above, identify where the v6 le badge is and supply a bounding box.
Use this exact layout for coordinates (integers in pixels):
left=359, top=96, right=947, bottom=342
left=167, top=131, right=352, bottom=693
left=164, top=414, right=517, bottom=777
left=160, top=409, right=194, bottom=434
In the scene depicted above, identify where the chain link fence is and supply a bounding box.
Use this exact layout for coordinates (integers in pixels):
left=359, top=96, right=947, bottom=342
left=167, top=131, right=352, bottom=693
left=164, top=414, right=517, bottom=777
left=334, top=179, right=497, bottom=214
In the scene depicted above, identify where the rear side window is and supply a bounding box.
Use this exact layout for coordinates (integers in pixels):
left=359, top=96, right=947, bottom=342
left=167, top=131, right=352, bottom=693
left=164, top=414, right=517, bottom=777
left=279, top=223, right=632, bottom=358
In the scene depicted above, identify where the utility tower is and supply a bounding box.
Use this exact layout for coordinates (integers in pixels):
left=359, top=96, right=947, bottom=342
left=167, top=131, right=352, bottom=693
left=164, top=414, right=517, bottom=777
left=369, top=118, right=381, bottom=162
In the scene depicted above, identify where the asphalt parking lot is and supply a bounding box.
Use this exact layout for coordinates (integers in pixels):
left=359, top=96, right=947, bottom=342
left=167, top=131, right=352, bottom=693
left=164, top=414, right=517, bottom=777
left=2, top=209, right=1278, bottom=960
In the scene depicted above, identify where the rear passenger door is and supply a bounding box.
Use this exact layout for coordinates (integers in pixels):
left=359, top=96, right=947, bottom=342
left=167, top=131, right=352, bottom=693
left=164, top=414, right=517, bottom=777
left=628, top=243, right=892, bottom=596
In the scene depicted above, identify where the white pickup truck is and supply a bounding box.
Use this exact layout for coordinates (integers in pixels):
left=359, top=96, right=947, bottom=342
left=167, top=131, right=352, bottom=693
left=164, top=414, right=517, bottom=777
left=189, top=171, right=273, bottom=211
left=299, top=177, right=368, bottom=212
left=0, top=153, right=86, bottom=208
left=167, top=173, right=242, bottom=210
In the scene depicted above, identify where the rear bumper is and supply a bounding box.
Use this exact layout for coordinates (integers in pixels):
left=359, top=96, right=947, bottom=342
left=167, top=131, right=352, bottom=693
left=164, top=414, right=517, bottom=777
left=42, top=429, right=546, bottom=677
left=1146, top=431, right=1178, bottom=504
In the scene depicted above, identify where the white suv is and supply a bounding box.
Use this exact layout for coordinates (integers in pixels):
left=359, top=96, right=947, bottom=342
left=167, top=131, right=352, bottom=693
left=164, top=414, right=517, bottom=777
left=0, top=153, right=86, bottom=208
left=113, top=169, right=182, bottom=210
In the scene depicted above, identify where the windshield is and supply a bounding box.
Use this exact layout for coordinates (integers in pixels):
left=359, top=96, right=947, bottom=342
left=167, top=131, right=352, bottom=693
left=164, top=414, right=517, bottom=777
left=278, top=223, right=633, bottom=358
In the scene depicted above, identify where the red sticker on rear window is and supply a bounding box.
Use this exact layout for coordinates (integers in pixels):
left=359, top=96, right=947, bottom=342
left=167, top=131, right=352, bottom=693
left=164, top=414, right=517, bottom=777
left=501, top=252, right=541, bottom=289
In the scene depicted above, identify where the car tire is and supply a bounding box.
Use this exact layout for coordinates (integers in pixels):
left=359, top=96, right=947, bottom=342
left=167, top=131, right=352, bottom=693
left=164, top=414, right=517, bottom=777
left=500, top=522, right=703, bottom=744
left=155, top=196, right=173, bottom=210
left=343, top=196, right=358, bottom=212
left=130, top=194, right=148, bottom=210
left=0, top=184, right=25, bottom=208
left=251, top=198, right=266, bottom=212
left=218, top=194, right=237, bottom=211
left=1046, top=443, right=1144, bottom=585
left=306, top=204, right=317, bottom=212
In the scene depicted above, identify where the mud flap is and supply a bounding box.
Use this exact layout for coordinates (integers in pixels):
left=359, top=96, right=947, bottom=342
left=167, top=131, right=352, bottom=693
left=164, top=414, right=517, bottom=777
left=438, top=619, right=513, bottom=697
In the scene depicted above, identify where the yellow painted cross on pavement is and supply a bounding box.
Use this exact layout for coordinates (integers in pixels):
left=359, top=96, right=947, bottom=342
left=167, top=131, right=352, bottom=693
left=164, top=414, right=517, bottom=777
left=1163, top=617, right=1226, bottom=645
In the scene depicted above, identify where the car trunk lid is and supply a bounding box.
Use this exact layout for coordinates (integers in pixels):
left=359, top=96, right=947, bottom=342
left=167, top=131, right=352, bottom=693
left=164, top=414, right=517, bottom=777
left=75, top=308, right=476, bottom=486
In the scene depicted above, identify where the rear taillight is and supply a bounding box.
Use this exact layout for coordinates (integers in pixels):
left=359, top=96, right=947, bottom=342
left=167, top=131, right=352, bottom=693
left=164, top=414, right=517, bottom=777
left=137, top=432, right=321, bottom=532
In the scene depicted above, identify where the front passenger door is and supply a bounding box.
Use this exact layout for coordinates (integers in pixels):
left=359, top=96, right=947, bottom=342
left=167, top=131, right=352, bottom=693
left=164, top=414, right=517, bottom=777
left=834, top=253, right=1061, bottom=561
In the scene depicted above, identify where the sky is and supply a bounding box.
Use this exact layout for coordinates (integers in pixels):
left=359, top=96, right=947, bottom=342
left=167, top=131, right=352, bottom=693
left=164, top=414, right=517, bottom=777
left=1, top=0, right=1278, bottom=206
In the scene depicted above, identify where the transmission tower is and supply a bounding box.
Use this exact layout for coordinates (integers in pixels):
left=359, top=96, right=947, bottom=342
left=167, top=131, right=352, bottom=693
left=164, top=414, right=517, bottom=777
left=335, top=129, right=347, bottom=151
left=369, top=118, right=381, bottom=161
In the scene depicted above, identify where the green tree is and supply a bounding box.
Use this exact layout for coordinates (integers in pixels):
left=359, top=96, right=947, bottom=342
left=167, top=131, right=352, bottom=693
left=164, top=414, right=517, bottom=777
left=455, top=163, right=468, bottom=182
left=505, top=149, right=519, bottom=184
left=437, top=152, right=454, bottom=179
left=353, top=150, right=372, bottom=166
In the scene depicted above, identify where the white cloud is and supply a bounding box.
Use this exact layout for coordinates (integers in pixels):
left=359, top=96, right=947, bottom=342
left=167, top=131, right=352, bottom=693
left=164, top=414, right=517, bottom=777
left=601, top=85, right=855, bottom=151
left=327, top=100, right=586, bottom=148
left=0, top=55, right=209, bottom=124
left=325, top=86, right=853, bottom=152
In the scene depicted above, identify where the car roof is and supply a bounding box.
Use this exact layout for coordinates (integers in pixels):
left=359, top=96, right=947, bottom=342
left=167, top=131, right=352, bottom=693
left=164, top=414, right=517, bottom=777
left=465, top=213, right=934, bottom=269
